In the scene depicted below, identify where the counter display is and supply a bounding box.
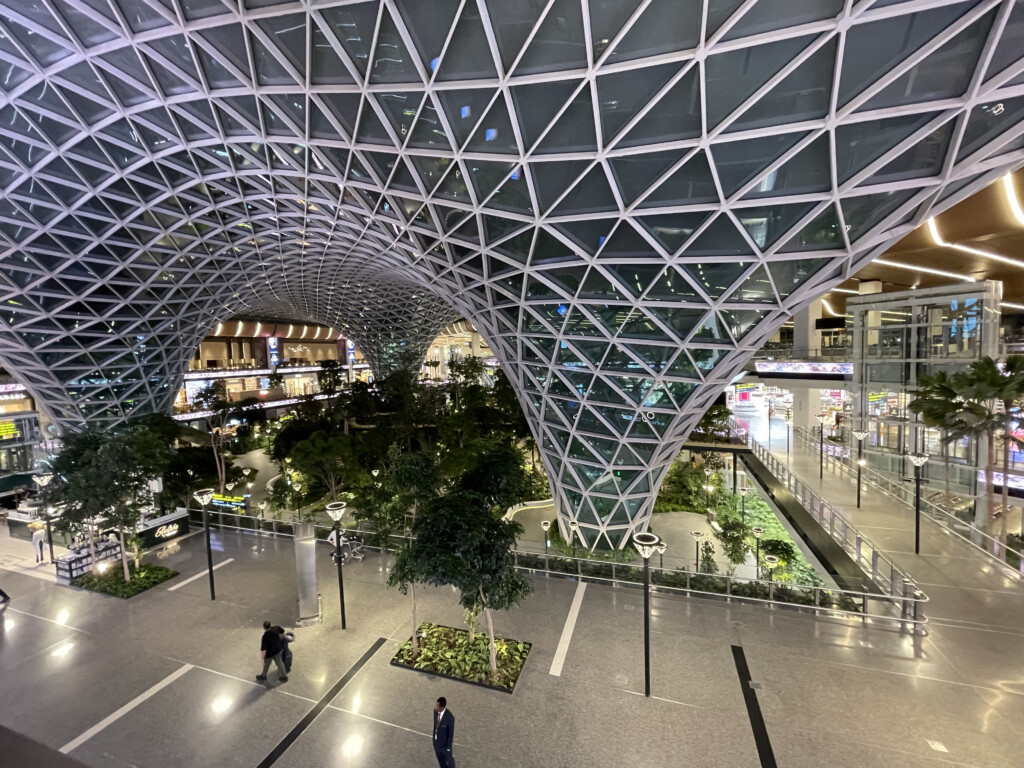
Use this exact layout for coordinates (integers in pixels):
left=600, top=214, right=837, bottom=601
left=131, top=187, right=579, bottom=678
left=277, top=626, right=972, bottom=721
left=55, top=540, right=122, bottom=584
left=136, top=510, right=189, bottom=549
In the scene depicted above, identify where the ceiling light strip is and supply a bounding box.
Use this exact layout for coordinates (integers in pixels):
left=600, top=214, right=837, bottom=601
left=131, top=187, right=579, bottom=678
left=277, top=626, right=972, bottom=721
left=872, top=258, right=977, bottom=282
left=927, top=218, right=1024, bottom=268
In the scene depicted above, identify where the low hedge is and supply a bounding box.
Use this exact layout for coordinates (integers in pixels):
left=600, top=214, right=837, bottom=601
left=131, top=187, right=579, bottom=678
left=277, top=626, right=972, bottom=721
left=74, top=564, right=178, bottom=598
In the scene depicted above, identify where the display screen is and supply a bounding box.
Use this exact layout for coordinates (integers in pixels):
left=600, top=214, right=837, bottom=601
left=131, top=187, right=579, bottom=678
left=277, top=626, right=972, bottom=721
left=754, top=361, right=853, bottom=375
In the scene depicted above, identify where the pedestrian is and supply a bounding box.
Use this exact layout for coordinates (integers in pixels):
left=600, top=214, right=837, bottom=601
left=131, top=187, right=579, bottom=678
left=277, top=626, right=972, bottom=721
left=256, top=620, right=287, bottom=683
left=432, top=696, right=455, bottom=768
left=30, top=524, right=46, bottom=564
left=275, top=625, right=295, bottom=674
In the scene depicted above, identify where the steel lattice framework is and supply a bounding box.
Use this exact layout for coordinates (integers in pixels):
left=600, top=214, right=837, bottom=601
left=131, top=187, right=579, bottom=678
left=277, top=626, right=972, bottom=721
left=0, top=0, right=1023, bottom=548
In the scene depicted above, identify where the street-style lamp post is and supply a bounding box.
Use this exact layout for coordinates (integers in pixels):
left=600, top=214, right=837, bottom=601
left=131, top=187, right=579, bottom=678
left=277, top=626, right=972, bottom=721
left=193, top=488, right=216, bottom=600
left=32, top=472, right=55, bottom=564
left=763, top=554, right=780, bottom=582
left=656, top=541, right=667, bottom=569
left=325, top=501, right=348, bottom=630
left=569, top=520, right=580, bottom=558
left=540, top=520, right=551, bottom=555
left=752, top=526, right=764, bottom=579
left=816, top=413, right=831, bottom=479
left=852, top=429, right=869, bottom=508
left=740, top=486, right=748, bottom=525
left=632, top=531, right=662, bottom=698
left=704, top=467, right=712, bottom=508
left=785, top=414, right=792, bottom=458
left=690, top=530, right=704, bottom=572
left=908, top=452, right=929, bottom=555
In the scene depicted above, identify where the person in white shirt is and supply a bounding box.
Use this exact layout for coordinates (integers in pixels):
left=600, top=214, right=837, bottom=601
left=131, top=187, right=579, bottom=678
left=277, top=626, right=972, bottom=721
left=30, top=524, right=46, bottom=565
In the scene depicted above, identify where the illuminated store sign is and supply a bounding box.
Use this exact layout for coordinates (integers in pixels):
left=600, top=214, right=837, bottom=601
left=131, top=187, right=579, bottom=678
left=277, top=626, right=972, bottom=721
left=0, top=420, right=22, bottom=439
left=211, top=493, right=246, bottom=507
left=754, top=361, right=853, bottom=376
left=268, top=337, right=280, bottom=367
left=154, top=524, right=179, bottom=538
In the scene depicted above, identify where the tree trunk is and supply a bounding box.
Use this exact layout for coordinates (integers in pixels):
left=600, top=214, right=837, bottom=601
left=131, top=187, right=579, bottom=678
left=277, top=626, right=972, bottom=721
left=942, top=432, right=951, bottom=507
left=118, top=529, right=131, bottom=583
left=410, top=582, right=419, bottom=658
left=481, top=587, right=497, bottom=678
left=1000, top=437, right=1010, bottom=544
left=85, top=522, right=96, bottom=569
left=986, top=435, right=997, bottom=533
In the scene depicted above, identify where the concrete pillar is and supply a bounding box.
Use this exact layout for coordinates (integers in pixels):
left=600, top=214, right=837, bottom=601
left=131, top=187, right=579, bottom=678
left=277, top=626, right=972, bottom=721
left=792, top=300, right=822, bottom=355
left=470, top=331, right=481, bottom=358
left=792, top=387, right=822, bottom=430
left=293, top=522, right=320, bottom=626
left=860, top=280, right=883, bottom=347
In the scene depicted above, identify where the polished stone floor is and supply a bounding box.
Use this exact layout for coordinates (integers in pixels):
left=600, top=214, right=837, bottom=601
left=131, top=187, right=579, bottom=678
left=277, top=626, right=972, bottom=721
left=1, top=502, right=1022, bottom=768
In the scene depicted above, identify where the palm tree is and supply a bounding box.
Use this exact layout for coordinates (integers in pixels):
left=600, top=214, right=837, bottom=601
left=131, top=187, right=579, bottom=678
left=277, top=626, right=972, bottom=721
left=908, top=370, right=959, bottom=508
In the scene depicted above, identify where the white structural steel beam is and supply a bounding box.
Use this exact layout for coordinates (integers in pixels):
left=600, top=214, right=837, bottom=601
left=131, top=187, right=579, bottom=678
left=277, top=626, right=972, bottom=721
left=0, top=0, right=1022, bottom=548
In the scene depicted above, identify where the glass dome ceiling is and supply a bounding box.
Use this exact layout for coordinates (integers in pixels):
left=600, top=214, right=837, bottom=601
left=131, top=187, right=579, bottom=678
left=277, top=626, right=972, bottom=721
left=0, top=0, right=1021, bottom=547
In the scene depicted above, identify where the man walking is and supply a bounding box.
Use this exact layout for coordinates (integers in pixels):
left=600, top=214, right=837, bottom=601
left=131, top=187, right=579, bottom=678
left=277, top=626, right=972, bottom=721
left=256, top=620, right=287, bottom=683
left=30, top=524, right=46, bottom=565
left=432, top=696, right=455, bottom=768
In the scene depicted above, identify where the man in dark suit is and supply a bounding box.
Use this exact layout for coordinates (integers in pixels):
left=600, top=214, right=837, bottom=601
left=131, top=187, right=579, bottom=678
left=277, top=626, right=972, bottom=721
left=432, top=696, right=455, bottom=768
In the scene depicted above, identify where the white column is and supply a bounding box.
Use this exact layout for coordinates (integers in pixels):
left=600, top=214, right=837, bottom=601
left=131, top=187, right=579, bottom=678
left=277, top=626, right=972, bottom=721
left=792, top=387, right=821, bottom=430
left=792, top=300, right=822, bottom=355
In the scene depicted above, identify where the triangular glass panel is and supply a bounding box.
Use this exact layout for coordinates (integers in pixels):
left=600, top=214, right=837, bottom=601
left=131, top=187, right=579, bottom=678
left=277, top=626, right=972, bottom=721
left=779, top=205, right=843, bottom=253
left=531, top=229, right=578, bottom=266
left=408, top=98, right=453, bottom=150
left=436, top=2, right=498, bottom=81
left=643, top=266, right=699, bottom=301
left=391, top=159, right=422, bottom=192
left=193, top=44, right=243, bottom=89
left=598, top=61, right=681, bottom=141
left=736, top=203, right=816, bottom=250
left=510, top=80, right=579, bottom=148
left=616, top=312, right=661, bottom=341
left=551, top=165, right=618, bottom=216
left=682, top=260, right=751, bottom=300
left=410, top=156, right=453, bottom=195
left=835, top=112, right=938, bottom=185
left=719, top=309, right=767, bottom=341
left=664, top=381, right=696, bottom=408
left=725, top=265, right=776, bottom=304
left=318, top=92, right=361, bottom=134
left=767, top=257, right=829, bottom=301
left=681, top=215, right=754, bottom=257
left=866, top=121, right=954, bottom=186
left=563, top=307, right=605, bottom=336
left=724, top=0, right=842, bottom=41
left=599, top=223, right=654, bottom=260
left=249, top=33, right=297, bottom=86
left=321, top=3, right=379, bottom=78
left=636, top=213, right=711, bottom=254
left=435, top=89, right=496, bottom=147
left=375, top=91, right=424, bottom=138
left=726, top=39, right=838, bottom=133
left=482, top=0, right=547, bottom=73
left=640, top=151, right=718, bottom=208
left=577, top=268, right=625, bottom=301
left=742, top=136, right=831, bottom=199
left=704, top=35, right=815, bottom=130
left=608, top=149, right=688, bottom=206
left=622, top=343, right=675, bottom=373
left=355, top=102, right=393, bottom=144
left=311, top=23, right=355, bottom=85
left=841, top=189, right=918, bottom=243
left=711, top=132, right=806, bottom=198
left=309, top=100, right=345, bottom=140
left=571, top=340, right=609, bottom=367
left=369, top=8, right=421, bottom=84
left=957, top=96, right=1024, bottom=163
left=481, top=214, right=524, bottom=246
left=466, top=160, right=517, bottom=200
left=487, top=166, right=534, bottom=214
left=647, top=306, right=705, bottom=341
left=432, top=204, right=469, bottom=233
left=605, top=0, right=702, bottom=64
left=255, top=13, right=307, bottom=80
left=515, top=0, right=587, bottom=76
left=665, top=349, right=699, bottom=379
left=693, top=313, right=731, bottom=343
left=618, top=67, right=701, bottom=148
left=605, top=265, right=664, bottom=299
left=551, top=218, right=616, bottom=255
left=464, top=95, right=518, bottom=154
left=535, top=84, right=598, bottom=154
left=526, top=275, right=570, bottom=301
left=530, top=160, right=590, bottom=213
left=838, top=3, right=978, bottom=107
left=589, top=0, right=644, bottom=60
left=393, top=0, right=461, bottom=72
left=451, top=216, right=480, bottom=244
left=493, top=229, right=533, bottom=262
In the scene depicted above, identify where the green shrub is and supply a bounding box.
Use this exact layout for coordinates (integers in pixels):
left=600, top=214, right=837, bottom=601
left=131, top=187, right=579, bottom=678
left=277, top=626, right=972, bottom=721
left=74, top=564, right=178, bottom=598
left=392, top=622, right=531, bottom=691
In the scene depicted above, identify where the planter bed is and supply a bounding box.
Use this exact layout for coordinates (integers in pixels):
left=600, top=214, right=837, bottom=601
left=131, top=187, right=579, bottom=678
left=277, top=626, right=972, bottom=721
left=73, top=564, right=178, bottom=598
left=390, top=622, right=531, bottom=693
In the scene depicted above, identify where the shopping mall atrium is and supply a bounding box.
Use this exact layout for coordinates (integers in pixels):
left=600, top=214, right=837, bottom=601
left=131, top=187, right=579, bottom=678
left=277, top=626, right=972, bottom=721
left=1, top=1, right=1023, bottom=766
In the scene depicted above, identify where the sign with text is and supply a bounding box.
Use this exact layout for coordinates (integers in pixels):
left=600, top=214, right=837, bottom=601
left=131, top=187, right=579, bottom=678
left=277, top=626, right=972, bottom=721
left=0, top=420, right=22, bottom=439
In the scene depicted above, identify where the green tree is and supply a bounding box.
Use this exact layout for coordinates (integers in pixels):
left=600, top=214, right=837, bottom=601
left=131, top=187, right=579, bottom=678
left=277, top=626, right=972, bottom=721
left=317, top=359, right=345, bottom=397
left=289, top=430, right=360, bottom=501
left=46, top=419, right=174, bottom=581
left=391, top=489, right=532, bottom=678
left=692, top=404, right=733, bottom=443
left=192, top=381, right=259, bottom=493
left=458, top=438, right=531, bottom=514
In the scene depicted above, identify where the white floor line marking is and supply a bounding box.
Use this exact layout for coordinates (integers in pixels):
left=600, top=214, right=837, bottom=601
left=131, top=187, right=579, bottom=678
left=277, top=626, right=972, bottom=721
left=60, top=664, right=193, bottom=754
left=4, top=606, right=87, bottom=632
left=166, top=558, right=235, bottom=591
left=549, top=581, right=586, bottom=677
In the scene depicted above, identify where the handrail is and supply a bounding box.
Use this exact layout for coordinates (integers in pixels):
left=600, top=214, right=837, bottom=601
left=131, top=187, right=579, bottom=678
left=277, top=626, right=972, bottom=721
left=746, top=436, right=922, bottom=606
left=183, top=507, right=928, bottom=635
left=790, top=426, right=1024, bottom=575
